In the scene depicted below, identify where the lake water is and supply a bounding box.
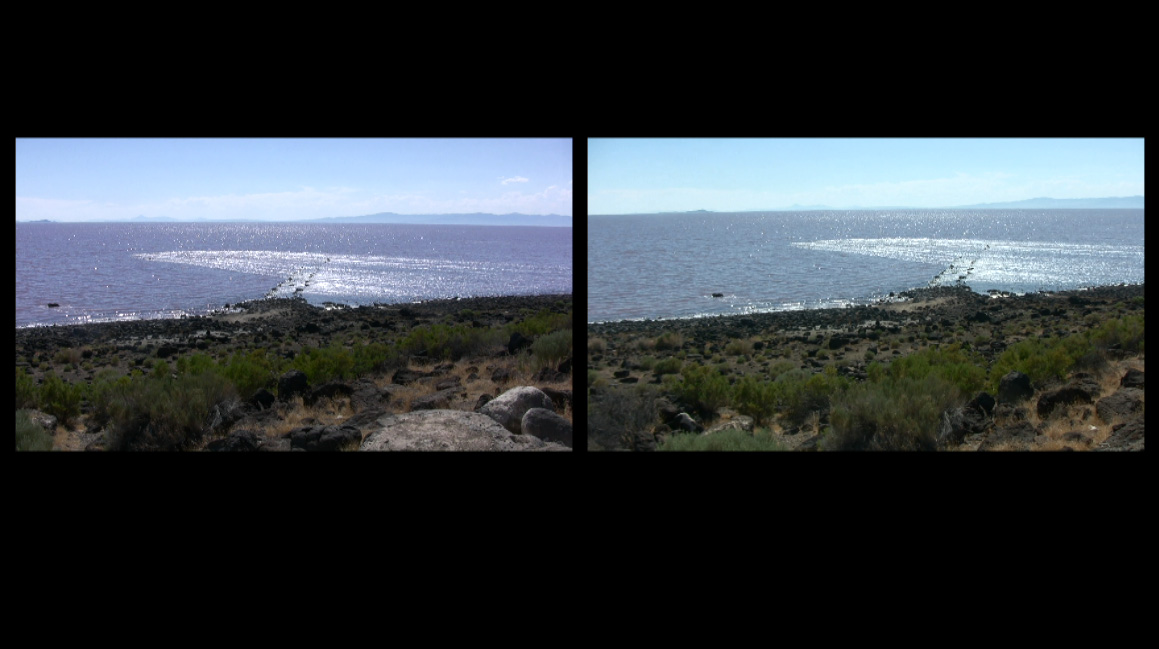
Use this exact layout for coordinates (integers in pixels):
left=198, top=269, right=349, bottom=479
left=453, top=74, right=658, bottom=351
left=587, top=209, right=1144, bottom=322
left=16, top=222, right=572, bottom=328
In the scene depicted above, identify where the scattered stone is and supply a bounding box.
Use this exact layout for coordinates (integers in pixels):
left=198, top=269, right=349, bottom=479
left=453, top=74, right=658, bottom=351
left=289, top=424, right=362, bottom=451
left=675, top=412, right=703, bottom=433
left=521, top=407, right=573, bottom=448
left=206, top=429, right=261, bottom=452
left=478, top=386, right=555, bottom=435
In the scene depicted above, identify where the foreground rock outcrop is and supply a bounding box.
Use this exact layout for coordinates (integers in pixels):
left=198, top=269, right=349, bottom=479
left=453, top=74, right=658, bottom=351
left=361, top=410, right=570, bottom=451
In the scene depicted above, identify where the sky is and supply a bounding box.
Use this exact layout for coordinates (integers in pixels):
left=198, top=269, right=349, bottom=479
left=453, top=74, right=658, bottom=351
left=588, top=138, right=1144, bottom=214
left=15, top=138, right=572, bottom=222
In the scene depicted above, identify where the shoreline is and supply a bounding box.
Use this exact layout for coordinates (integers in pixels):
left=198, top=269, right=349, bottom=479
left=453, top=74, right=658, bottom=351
left=588, top=283, right=1145, bottom=336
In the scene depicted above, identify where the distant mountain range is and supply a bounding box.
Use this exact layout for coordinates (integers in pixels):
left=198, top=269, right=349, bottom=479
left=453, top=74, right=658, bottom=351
left=17, top=212, right=571, bottom=226
left=944, top=196, right=1144, bottom=209
left=300, top=212, right=571, bottom=226
left=774, top=196, right=1144, bottom=211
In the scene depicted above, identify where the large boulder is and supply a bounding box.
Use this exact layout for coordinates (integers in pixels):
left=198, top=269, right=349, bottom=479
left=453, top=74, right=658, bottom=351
left=306, top=381, right=354, bottom=406
left=1095, top=388, right=1144, bottom=423
left=938, top=405, right=991, bottom=448
left=478, top=386, right=554, bottom=434
left=361, top=410, right=569, bottom=451
left=521, top=408, right=573, bottom=448
left=278, top=369, right=309, bottom=401
left=1120, top=368, right=1144, bottom=390
left=1094, top=417, right=1145, bottom=452
left=997, top=371, right=1034, bottom=405
left=1036, top=381, right=1098, bottom=419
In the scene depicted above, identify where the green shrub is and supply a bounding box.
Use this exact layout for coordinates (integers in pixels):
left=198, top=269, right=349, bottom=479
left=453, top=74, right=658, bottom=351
left=531, top=329, right=572, bottom=368
left=17, top=410, right=55, bottom=451
left=508, top=308, right=571, bottom=337
left=676, top=364, right=731, bottom=417
left=778, top=365, right=850, bottom=427
left=654, top=331, right=684, bottom=351
left=401, top=323, right=502, bottom=361
left=886, top=343, right=985, bottom=396
left=823, top=374, right=959, bottom=451
left=652, top=357, right=683, bottom=376
left=16, top=368, right=38, bottom=410
left=732, top=375, right=780, bottom=425
left=724, top=339, right=753, bottom=356
left=38, top=372, right=84, bottom=427
left=588, top=385, right=658, bottom=451
left=105, top=371, right=236, bottom=451
left=658, top=428, right=786, bottom=451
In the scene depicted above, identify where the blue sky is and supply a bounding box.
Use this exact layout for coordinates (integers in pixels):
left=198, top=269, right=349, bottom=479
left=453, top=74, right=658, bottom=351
left=15, top=138, right=572, bottom=221
left=588, top=138, right=1144, bottom=214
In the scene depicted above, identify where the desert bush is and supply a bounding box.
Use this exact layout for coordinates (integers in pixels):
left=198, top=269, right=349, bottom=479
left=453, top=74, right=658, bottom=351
left=767, top=359, right=797, bottom=380
left=823, top=374, right=959, bottom=451
left=724, top=338, right=753, bottom=356
left=654, top=331, right=684, bottom=351
left=588, top=337, right=607, bottom=354
left=105, top=371, right=237, bottom=451
left=652, top=357, right=683, bottom=376
left=400, top=323, right=502, bottom=361
left=508, top=308, right=571, bottom=337
left=531, top=329, right=572, bottom=368
left=17, top=410, right=54, bottom=451
left=16, top=368, right=38, bottom=410
left=658, top=427, right=786, bottom=451
left=675, top=364, right=732, bottom=417
left=53, top=347, right=83, bottom=366
left=778, top=365, right=850, bottom=427
left=885, top=343, right=985, bottom=396
left=588, top=385, right=658, bottom=450
left=732, top=375, right=780, bottom=425
left=38, top=372, right=84, bottom=427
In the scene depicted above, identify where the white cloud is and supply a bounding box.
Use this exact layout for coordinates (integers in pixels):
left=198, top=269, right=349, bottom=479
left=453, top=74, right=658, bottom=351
left=500, top=176, right=529, bottom=185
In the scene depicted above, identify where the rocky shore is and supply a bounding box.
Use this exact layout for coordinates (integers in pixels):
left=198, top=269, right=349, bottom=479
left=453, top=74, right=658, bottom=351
left=17, top=293, right=574, bottom=451
left=588, top=284, right=1144, bottom=451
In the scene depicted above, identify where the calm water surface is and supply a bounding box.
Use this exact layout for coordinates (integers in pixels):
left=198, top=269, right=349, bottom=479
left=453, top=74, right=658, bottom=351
left=588, top=209, right=1144, bottom=322
left=16, top=222, right=572, bottom=328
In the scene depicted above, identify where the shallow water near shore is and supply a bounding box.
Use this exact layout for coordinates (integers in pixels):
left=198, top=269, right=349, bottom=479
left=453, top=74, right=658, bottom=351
left=16, top=222, right=572, bottom=328
left=588, top=209, right=1144, bottom=322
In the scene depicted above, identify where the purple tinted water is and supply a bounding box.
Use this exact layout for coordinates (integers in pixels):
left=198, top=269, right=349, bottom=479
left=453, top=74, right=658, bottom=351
left=588, top=210, right=1144, bottom=322
left=16, top=222, right=572, bottom=328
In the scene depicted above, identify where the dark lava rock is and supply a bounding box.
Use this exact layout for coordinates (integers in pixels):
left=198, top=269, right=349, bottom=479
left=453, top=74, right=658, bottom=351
left=473, top=393, right=493, bottom=411
left=206, top=429, right=261, bottom=452
left=507, top=332, right=532, bottom=354
left=521, top=407, right=573, bottom=448
left=1094, top=417, right=1145, bottom=451
left=1037, top=379, right=1099, bottom=419
left=1120, top=368, right=1144, bottom=390
left=289, top=424, right=362, bottom=451
left=979, top=420, right=1040, bottom=451
left=409, top=387, right=464, bottom=410
left=391, top=368, right=434, bottom=385
left=306, top=381, right=355, bottom=406
left=938, top=405, right=992, bottom=448
left=967, top=391, right=996, bottom=417
left=1095, top=388, right=1144, bottom=423
left=278, top=369, right=309, bottom=401
left=541, top=387, right=573, bottom=413
left=997, top=371, right=1034, bottom=405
